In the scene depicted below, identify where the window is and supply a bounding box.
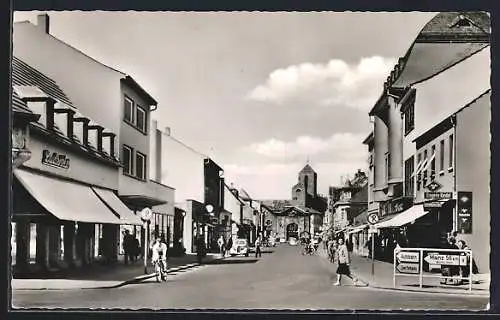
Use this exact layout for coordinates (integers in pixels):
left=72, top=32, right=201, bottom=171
left=135, top=152, right=147, bottom=180
left=136, top=105, right=147, bottom=133
left=124, top=96, right=148, bottom=134
left=430, top=145, right=436, bottom=177
left=439, top=140, right=445, bottom=172
left=403, top=91, right=416, bottom=135
left=449, top=134, right=454, bottom=170
left=124, top=96, right=134, bottom=123
left=404, top=156, right=414, bottom=197
left=385, top=152, right=390, bottom=182
left=122, top=145, right=133, bottom=175
left=422, top=149, right=428, bottom=186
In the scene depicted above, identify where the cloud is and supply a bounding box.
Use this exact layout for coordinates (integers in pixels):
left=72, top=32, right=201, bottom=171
left=244, top=132, right=367, bottom=160
left=247, top=56, right=396, bottom=110
left=223, top=160, right=368, bottom=199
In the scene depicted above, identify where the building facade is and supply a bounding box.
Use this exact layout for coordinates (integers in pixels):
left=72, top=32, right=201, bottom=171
left=366, top=11, right=490, bottom=268
left=13, top=14, right=174, bottom=258
left=11, top=57, right=141, bottom=275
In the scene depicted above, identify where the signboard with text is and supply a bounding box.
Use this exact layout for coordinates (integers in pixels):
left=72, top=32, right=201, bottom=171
left=424, top=252, right=467, bottom=266
left=457, top=191, right=472, bottom=234
left=424, top=192, right=453, bottom=200
left=395, top=250, right=420, bottom=274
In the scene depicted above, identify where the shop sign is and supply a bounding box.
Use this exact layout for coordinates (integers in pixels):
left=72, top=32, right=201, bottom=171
left=423, top=201, right=444, bottom=209
left=381, top=197, right=413, bottom=216
left=457, top=191, right=473, bottom=234
left=424, top=192, right=452, bottom=200
left=42, top=149, right=70, bottom=169
left=424, top=253, right=467, bottom=266
left=396, top=251, right=419, bottom=263
left=396, top=262, right=419, bottom=274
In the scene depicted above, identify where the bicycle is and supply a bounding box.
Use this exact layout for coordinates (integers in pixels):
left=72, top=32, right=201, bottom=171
left=154, top=259, right=167, bottom=283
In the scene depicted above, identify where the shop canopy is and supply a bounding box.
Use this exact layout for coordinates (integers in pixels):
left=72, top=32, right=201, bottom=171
left=347, top=225, right=368, bottom=235
left=14, top=169, right=123, bottom=225
left=374, top=204, right=428, bottom=229
left=92, top=187, right=142, bottom=226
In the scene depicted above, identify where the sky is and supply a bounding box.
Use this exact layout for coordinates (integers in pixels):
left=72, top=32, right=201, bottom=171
left=13, top=11, right=437, bottom=199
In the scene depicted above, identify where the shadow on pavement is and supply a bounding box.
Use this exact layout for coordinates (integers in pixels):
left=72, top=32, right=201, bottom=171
left=205, top=258, right=259, bottom=265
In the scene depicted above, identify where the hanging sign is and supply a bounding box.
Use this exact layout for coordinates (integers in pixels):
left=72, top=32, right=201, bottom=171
left=457, top=191, right=472, bottom=234
left=424, top=192, right=452, bottom=200
left=396, top=251, right=419, bottom=263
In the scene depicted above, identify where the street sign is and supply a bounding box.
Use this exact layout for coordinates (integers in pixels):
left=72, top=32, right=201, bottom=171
left=140, top=207, right=152, bottom=221
left=424, top=253, right=466, bottom=266
left=396, top=251, right=419, bottom=263
left=367, top=213, right=379, bottom=225
left=426, top=181, right=442, bottom=192
left=396, top=262, right=420, bottom=274
left=424, top=192, right=452, bottom=200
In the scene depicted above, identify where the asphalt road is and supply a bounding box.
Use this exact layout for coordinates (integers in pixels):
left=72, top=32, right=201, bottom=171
left=12, top=244, right=489, bottom=310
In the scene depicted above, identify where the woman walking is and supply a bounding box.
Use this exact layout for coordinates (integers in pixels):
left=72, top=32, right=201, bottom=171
left=334, top=238, right=358, bottom=286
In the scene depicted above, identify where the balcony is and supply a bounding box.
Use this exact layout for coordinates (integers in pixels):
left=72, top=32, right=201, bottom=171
left=119, top=175, right=174, bottom=209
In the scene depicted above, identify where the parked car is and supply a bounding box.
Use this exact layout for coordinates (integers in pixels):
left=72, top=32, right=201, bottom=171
left=229, top=238, right=249, bottom=257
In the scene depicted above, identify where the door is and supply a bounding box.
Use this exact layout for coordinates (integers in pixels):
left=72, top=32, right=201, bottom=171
left=286, top=223, right=299, bottom=240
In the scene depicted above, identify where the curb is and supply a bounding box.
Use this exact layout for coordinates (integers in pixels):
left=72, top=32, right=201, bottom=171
left=13, top=256, right=226, bottom=291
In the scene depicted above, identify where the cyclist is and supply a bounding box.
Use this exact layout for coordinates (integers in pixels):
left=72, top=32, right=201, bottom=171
left=151, top=237, right=168, bottom=282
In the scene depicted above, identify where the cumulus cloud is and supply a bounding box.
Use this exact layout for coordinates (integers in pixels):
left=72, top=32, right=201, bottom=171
left=244, top=132, right=367, bottom=160
left=223, top=160, right=368, bottom=199
left=247, top=56, right=396, bottom=110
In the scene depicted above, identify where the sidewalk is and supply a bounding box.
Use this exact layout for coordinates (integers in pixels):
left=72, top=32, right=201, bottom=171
left=317, top=247, right=489, bottom=296
left=11, top=253, right=223, bottom=291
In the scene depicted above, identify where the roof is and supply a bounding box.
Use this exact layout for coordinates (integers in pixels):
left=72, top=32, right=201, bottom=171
left=413, top=88, right=491, bottom=147
left=300, top=164, right=316, bottom=174
left=15, top=20, right=158, bottom=107
left=349, top=184, right=368, bottom=204
left=417, top=11, right=490, bottom=42
left=362, top=131, right=374, bottom=145
left=12, top=56, right=74, bottom=107
left=12, top=89, right=33, bottom=114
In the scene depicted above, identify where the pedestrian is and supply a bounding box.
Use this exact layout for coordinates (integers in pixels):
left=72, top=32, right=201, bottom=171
left=123, top=230, right=133, bottom=265
left=328, top=238, right=337, bottom=263
left=334, top=238, right=358, bottom=286
left=457, top=240, right=478, bottom=281
left=365, top=236, right=373, bottom=259
left=255, top=236, right=262, bottom=258
left=440, top=236, right=461, bottom=285
left=217, top=236, right=225, bottom=258
left=226, top=236, right=233, bottom=257
left=196, top=236, right=206, bottom=264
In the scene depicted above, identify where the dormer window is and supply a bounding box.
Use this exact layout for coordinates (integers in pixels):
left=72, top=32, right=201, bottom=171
left=53, top=107, right=75, bottom=139
left=102, top=132, right=116, bottom=158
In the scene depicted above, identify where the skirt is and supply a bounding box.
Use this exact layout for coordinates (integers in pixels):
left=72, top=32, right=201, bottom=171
left=337, top=263, right=350, bottom=275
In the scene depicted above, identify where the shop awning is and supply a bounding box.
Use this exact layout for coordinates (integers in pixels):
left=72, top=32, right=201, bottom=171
left=347, top=225, right=368, bottom=234
left=374, top=204, right=428, bottom=229
left=92, top=187, right=142, bottom=226
left=14, top=169, right=122, bottom=225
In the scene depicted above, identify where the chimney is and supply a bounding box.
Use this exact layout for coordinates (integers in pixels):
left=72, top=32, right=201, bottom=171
left=37, top=14, right=50, bottom=34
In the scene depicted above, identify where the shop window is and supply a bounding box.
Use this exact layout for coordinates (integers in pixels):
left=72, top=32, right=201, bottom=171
left=29, top=223, right=37, bottom=264
left=124, top=96, right=134, bottom=124
left=136, top=105, right=147, bottom=133
left=440, top=139, right=445, bottom=173
left=135, top=152, right=147, bottom=180
left=122, top=145, right=133, bottom=175
left=11, top=223, right=16, bottom=265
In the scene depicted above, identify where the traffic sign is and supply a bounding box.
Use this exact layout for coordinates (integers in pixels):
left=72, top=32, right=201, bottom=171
left=367, top=213, right=379, bottom=225
left=140, top=207, right=153, bottom=221
left=424, top=192, right=452, bottom=200
left=396, top=262, right=419, bottom=274
left=396, top=251, right=419, bottom=263
left=424, top=253, right=466, bottom=266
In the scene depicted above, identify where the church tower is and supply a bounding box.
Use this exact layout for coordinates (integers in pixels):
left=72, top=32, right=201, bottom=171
left=299, top=163, right=317, bottom=197
left=292, top=163, right=318, bottom=205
